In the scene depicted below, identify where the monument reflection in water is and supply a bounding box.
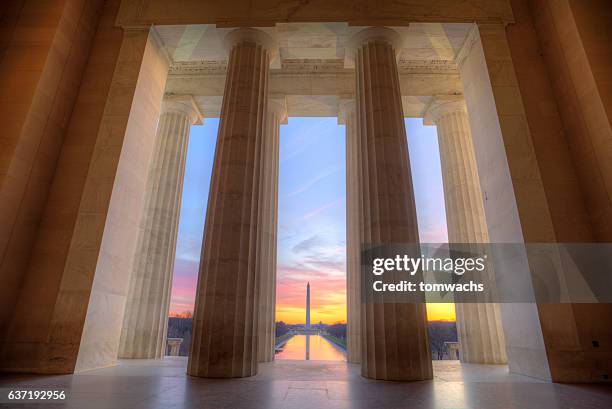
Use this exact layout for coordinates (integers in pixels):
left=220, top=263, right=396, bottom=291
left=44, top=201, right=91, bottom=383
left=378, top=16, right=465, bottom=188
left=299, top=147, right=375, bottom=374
left=276, top=335, right=346, bottom=361
left=276, top=282, right=347, bottom=361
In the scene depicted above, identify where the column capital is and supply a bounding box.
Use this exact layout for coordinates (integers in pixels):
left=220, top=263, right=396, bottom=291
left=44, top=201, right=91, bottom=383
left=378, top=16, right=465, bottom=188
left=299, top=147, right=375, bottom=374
left=423, top=96, right=467, bottom=125
left=337, top=99, right=356, bottom=125
left=162, top=95, right=203, bottom=125
left=224, top=27, right=278, bottom=55
left=268, top=97, right=288, bottom=124
left=349, top=27, right=403, bottom=54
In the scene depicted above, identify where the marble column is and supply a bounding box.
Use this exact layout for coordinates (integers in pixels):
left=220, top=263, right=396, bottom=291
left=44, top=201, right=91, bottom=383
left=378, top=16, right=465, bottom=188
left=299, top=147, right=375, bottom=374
left=351, top=27, right=432, bottom=381
left=257, top=98, right=285, bottom=362
left=188, top=28, right=274, bottom=378
left=118, top=95, right=202, bottom=359
left=340, top=100, right=361, bottom=364
left=424, top=97, right=507, bottom=364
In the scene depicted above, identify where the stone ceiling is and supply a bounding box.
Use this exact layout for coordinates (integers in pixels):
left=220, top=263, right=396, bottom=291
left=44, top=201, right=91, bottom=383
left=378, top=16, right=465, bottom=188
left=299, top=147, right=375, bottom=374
left=157, top=23, right=474, bottom=118
left=156, top=22, right=472, bottom=65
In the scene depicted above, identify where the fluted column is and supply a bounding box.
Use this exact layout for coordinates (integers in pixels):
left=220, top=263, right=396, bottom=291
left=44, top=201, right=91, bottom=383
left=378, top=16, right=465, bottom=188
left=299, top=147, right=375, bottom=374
left=257, top=98, right=285, bottom=362
left=351, top=27, right=432, bottom=381
left=188, top=28, right=274, bottom=378
left=424, top=97, right=507, bottom=364
left=340, top=100, right=361, bottom=364
left=119, top=95, right=202, bottom=359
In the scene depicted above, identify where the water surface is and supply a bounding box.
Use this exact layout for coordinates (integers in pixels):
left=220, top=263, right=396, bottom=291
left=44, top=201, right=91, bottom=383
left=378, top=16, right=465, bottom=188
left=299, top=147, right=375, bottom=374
left=275, top=335, right=346, bottom=361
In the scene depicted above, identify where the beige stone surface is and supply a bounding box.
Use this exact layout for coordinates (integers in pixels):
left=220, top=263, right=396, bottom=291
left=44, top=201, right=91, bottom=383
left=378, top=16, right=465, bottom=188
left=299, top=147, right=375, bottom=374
left=459, top=23, right=553, bottom=380
left=74, top=27, right=170, bottom=372
left=0, top=0, right=123, bottom=374
left=472, top=21, right=612, bottom=382
left=506, top=0, right=593, bottom=243
left=509, top=0, right=612, bottom=383
left=257, top=99, right=284, bottom=362
left=352, top=27, right=432, bottom=381
left=529, top=0, right=612, bottom=242
left=166, top=68, right=462, bottom=118
left=424, top=97, right=507, bottom=365
left=0, top=23, right=168, bottom=373
left=568, top=0, right=612, bottom=132
left=161, top=22, right=469, bottom=118
left=0, top=0, right=105, bottom=342
left=340, top=99, right=361, bottom=364
left=116, top=0, right=514, bottom=26
left=119, top=96, right=201, bottom=359
left=188, top=28, right=272, bottom=378
left=154, top=22, right=472, bottom=64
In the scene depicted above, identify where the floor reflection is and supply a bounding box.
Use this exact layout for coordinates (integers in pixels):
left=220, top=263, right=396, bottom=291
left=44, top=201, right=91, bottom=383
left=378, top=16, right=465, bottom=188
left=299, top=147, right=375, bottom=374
left=275, top=335, right=346, bottom=361
left=3, top=359, right=611, bottom=409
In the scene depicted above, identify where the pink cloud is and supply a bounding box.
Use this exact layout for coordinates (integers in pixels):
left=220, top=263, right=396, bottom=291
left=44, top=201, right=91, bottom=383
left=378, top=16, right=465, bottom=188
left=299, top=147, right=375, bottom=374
left=298, top=199, right=341, bottom=221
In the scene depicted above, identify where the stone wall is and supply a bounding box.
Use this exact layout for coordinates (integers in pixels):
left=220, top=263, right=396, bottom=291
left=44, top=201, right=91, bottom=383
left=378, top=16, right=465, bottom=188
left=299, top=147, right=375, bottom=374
left=506, top=0, right=612, bottom=383
left=0, top=0, right=170, bottom=374
left=0, top=0, right=106, bottom=346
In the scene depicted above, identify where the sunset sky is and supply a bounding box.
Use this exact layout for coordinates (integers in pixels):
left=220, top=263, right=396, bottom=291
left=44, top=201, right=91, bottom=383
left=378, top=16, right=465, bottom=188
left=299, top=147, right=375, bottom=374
left=168, top=117, right=455, bottom=323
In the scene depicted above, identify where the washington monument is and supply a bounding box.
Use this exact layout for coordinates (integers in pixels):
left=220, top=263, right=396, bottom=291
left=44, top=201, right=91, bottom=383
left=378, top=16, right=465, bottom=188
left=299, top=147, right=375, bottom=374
left=305, top=282, right=311, bottom=329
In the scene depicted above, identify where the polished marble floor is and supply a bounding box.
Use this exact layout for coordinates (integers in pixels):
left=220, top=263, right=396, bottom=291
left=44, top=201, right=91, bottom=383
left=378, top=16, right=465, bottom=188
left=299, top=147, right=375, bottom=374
left=1, top=358, right=611, bottom=409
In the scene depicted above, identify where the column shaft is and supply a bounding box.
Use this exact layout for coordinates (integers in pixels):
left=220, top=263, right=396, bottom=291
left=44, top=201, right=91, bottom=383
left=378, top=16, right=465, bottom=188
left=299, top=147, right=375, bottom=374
left=427, top=101, right=507, bottom=364
left=257, top=102, right=282, bottom=362
left=119, top=97, right=198, bottom=359
left=353, top=28, right=432, bottom=381
left=343, top=101, right=361, bottom=364
left=188, top=29, right=271, bottom=378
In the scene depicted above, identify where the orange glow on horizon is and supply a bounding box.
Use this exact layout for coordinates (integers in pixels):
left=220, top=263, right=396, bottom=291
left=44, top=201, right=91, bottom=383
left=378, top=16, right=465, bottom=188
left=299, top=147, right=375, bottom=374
left=275, top=306, right=346, bottom=325
left=426, top=303, right=456, bottom=321
left=169, top=311, right=193, bottom=318
left=274, top=301, right=456, bottom=324
left=276, top=289, right=347, bottom=324
left=170, top=302, right=457, bottom=323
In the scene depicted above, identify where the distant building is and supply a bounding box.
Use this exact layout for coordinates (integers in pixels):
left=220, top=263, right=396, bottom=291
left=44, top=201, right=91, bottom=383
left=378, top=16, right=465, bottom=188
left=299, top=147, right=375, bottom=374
left=445, top=342, right=461, bottom=360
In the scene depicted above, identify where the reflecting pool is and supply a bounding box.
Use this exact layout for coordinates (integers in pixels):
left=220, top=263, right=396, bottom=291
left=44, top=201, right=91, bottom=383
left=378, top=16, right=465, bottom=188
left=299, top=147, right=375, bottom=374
left=275, top=335, right=346, bottom=361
